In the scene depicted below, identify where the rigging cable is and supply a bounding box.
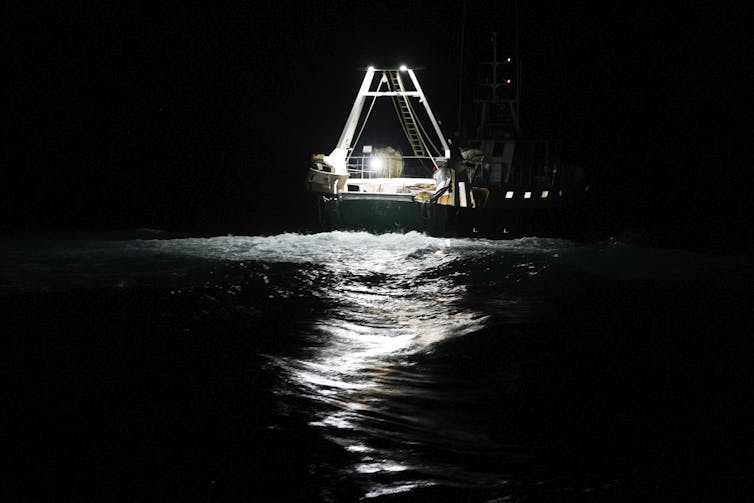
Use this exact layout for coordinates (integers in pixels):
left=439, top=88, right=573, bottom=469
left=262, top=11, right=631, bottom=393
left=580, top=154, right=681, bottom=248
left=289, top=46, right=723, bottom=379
left=346, top=74, right=384, bottom=165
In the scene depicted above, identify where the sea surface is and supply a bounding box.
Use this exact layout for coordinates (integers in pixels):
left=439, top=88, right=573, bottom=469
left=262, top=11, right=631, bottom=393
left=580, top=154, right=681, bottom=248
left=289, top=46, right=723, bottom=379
left=3, top=230, right=753, bottom=502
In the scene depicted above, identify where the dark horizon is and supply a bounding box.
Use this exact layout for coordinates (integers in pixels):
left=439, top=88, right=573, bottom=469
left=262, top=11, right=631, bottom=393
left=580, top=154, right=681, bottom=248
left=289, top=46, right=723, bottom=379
left=5, top=1, right=751, bottom=253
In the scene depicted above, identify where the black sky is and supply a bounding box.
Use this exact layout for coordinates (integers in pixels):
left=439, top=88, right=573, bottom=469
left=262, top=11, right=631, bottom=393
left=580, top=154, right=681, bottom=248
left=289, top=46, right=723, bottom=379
left=5, top=1, right=752, bottom=251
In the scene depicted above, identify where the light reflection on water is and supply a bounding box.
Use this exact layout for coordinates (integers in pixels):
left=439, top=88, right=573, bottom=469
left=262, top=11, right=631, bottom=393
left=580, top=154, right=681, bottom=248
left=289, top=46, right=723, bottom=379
left=268, top=241, right=506, bottom=498
left=2, top=230, right=576, bottom=500
left=3, top=231, right=747, bottom=499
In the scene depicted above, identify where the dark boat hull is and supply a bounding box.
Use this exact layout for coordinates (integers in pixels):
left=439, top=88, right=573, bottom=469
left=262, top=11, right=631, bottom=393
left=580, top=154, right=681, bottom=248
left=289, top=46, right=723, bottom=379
left=310, top=184, right=591, bottom=239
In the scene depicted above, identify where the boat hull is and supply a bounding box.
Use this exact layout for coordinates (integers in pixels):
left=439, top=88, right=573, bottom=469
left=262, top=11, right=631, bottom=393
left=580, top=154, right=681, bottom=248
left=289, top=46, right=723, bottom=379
left=310, top=184, right=591, bottom=239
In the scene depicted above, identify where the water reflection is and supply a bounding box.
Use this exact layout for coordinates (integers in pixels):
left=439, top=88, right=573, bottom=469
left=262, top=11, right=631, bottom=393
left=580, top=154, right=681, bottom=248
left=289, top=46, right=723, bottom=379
left=4, top=231, right=746, bottom=499
left=270, top=246, right=504, bottom=498
left=0, top=230, right=569, bottom=497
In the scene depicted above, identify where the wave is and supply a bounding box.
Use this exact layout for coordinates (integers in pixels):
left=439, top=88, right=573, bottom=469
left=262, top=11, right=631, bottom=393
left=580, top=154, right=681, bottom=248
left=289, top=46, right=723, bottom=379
left=0, top=231, right=748, bottom=293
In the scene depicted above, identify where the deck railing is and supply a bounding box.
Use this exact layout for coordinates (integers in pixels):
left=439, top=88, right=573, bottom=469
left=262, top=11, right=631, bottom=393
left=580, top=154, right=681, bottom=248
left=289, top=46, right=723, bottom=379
left=346, top=155, right=444, bottom=179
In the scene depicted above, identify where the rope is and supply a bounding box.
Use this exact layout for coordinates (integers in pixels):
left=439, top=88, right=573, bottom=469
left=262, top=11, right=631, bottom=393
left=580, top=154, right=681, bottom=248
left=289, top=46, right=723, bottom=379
left=411, top=99, right=442, bottom=159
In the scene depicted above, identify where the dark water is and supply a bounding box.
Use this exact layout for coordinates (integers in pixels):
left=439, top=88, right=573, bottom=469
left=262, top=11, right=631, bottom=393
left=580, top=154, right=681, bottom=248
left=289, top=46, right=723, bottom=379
left=3, top=231, right=753, bottom=502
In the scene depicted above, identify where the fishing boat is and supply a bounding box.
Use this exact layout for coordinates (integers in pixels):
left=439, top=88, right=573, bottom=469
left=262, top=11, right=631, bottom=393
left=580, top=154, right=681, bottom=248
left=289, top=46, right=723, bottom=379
left=306, top=65, right=463, bottom=235
left=451, top=31, right=590, bottom=237
left=306, top=48, right=589, bottom=238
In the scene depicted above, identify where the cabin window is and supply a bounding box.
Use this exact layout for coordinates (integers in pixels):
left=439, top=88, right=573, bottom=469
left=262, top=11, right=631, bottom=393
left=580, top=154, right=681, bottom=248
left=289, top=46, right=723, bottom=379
left=524, top=191, right=531, bottom=199
left=505, top=191, right=514, bottom=199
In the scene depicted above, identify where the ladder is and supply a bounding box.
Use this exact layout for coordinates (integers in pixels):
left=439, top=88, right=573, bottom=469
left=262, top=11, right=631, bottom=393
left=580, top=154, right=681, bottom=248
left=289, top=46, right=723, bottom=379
left=389, top=71, right=427, bottom=157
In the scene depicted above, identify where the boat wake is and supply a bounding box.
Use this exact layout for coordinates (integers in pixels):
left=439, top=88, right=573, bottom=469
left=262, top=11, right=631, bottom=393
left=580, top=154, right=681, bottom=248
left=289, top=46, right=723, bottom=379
left=3, top=230, right=750, bottom=500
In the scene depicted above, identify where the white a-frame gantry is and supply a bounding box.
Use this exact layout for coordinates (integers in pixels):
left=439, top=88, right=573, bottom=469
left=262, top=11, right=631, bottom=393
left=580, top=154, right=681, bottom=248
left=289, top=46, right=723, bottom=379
left=323, top=66, right=451, bottom=175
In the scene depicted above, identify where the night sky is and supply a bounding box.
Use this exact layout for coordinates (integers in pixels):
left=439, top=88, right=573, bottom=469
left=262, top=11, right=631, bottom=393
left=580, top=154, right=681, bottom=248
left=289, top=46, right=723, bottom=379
left=5, top=1, right=752, bottom=252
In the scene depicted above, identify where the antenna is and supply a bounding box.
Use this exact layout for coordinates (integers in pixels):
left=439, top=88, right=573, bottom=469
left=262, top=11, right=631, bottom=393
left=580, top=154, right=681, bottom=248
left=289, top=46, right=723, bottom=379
left=514, top=0, right=521, bottom=129
left=456, top=0, right=466, bottom=136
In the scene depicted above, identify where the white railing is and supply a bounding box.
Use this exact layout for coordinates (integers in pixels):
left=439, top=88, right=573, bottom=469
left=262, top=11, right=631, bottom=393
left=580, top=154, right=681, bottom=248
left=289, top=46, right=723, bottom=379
left=346, top=155, right=444, bottom=179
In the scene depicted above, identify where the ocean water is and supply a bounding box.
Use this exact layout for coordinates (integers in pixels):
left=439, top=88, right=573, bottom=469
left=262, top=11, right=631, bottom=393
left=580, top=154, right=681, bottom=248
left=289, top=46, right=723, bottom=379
left=3, top=231, right=753, bottom=502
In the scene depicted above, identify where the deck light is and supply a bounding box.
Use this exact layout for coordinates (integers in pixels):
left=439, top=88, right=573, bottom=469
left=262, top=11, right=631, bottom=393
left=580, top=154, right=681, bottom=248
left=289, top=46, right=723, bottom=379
left=369, top=156, right=384, bottom=172
left=399, top=65, right=408, bottom=71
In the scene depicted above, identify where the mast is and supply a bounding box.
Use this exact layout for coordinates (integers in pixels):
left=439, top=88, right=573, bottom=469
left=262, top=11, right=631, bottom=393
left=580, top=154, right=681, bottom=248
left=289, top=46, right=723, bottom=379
left=456, top=0, right=466, bottom=137
left=474, top=31, right=520, bottom=138
left=514, top=0, right=521, bottom=131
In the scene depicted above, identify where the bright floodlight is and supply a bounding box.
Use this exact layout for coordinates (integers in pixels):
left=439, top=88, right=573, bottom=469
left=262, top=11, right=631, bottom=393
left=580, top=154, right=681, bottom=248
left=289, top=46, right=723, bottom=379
left=369, top=156, right=384, bottom=171
left=399, top=65, right=408, bottom=71
left=368, top=65, right=375, bottom=71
